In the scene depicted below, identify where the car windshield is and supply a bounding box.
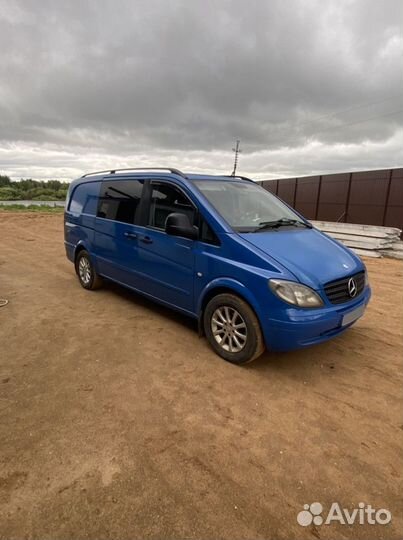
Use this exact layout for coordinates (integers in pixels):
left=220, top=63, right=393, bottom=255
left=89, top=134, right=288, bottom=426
left=194, top=180, right=304, bottom=232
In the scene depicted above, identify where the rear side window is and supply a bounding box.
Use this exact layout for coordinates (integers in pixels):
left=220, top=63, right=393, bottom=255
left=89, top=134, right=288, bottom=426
left=97, top=180, right=144, bottom=224
left=148, top=183, right=196, bottom=229
left=69, top=181, right=100, bottom=215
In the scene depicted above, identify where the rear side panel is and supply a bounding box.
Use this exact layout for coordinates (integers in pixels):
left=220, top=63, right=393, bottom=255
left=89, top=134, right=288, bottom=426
left=64, top=181, right=101, bottom=262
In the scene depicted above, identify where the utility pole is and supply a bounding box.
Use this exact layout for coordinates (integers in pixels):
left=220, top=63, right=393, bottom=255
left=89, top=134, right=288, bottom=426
left=231, top=139, right=242, bottom=176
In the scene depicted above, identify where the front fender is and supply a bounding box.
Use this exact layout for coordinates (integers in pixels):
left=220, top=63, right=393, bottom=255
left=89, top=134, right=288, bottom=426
left=197, top=277, right=262, bottom=320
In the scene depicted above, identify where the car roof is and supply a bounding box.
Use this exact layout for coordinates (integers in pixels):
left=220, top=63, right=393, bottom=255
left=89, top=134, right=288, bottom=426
left=72, top=170, right=256, bottom=186
left=186, top=174, right=254, bottom=182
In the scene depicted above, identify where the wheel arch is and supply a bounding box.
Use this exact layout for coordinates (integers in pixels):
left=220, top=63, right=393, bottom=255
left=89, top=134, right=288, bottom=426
left=74, top=243, right=87, bottom=260
left=73, top=242, right=97, bottom=273
left=197, top=279, right=262, bottom=336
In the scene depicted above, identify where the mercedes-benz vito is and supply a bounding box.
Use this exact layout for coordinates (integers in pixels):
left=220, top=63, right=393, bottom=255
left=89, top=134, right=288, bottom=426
left=64, top=167, right=371, bottom=364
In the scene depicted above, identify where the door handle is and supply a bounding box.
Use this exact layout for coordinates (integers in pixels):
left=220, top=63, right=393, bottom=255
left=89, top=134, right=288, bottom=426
left=140, top=235, right=153, bottom=244
left=124, top=231, right=137, bottom=240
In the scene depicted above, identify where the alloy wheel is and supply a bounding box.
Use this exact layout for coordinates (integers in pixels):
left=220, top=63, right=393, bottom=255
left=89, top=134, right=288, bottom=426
left=211, top=306, right=248, bottom=353
left=78, top=256, right=91, bottom=285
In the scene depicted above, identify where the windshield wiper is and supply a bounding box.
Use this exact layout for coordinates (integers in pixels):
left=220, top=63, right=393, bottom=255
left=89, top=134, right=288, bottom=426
left=255, top=218, right=312, bottom=231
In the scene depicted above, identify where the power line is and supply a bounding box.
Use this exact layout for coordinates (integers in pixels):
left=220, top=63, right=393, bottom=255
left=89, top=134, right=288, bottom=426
left=310, top=108, right=403, bottom=135
left=292, top=93, right=402, bottom=131
left=275, top=108, right=403, bottom=149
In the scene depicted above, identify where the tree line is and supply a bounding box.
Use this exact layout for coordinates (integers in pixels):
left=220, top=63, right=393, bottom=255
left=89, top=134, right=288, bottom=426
left=0, top=175, right=68, bottom=201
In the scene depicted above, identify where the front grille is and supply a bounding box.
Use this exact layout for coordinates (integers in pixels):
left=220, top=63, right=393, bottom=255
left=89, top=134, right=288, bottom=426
left=324, top=271, right=365, bottom=305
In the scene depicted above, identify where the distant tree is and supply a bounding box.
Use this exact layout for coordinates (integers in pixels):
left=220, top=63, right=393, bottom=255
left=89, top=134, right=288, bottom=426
left=47, top=180, right=64, bottom=190
left=19, top=179, right=38, bottom=190
left=0, top=186, right=18, bottom=200
left=0, top=177, right=69, bottom=200
left=0, top=175, right=11, bottom=187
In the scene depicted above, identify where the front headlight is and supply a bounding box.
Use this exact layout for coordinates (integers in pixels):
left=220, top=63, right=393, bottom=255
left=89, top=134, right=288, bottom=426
left=269, top=279, right=324, bottom=308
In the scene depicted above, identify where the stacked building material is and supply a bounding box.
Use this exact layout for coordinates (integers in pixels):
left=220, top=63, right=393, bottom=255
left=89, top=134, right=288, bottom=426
left=380, top=241, right=403, bottom=260
left=311, top=221, right=403, bottom=259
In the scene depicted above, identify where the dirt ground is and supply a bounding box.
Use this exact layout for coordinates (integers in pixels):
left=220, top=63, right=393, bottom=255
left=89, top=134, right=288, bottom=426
left=0, top=212, right=402, bottom=540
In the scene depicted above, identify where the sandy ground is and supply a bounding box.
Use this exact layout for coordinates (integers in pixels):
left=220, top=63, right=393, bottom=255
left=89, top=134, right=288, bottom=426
left=0, top=212, right=402, bottom=540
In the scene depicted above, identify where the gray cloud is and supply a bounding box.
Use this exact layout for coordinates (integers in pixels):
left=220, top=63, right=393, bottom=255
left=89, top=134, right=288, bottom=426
left=0, top=0, right=402, bottom=180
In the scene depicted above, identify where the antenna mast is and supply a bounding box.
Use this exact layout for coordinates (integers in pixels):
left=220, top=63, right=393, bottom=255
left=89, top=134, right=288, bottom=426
left=231, top=139, right=242, bottom=176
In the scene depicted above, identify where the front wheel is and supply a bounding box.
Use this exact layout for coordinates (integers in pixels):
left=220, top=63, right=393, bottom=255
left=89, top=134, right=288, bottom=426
left=203, top=293, right=265, bottom=364
left=75, top=250, right=103, bottom=290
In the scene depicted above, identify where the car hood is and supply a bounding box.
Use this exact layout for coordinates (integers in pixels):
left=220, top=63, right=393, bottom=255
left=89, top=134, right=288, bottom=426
left=239, top=227, right=363, bottom=289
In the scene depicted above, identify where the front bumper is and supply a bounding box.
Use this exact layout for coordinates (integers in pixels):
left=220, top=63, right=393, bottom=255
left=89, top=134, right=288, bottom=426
left=262, top=286, right=371, bottom=352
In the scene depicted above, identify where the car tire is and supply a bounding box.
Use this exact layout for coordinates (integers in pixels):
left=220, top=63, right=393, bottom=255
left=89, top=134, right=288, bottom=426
left=203, top=293, right=265, bottom=364
left=75, top=250, right=103, bottom=290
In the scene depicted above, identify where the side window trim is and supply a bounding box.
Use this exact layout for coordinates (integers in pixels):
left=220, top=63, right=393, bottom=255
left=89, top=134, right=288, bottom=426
left=146, top=180, right=198, bottom=231
left=96, top=178, right=145, bottom=225
left=136, top=179, right=152, bottom=227
left=68, top=181, right=101, bottom=216
left=142, top=179, right=220, bottom=245
left=198, top=214, right=221, bottom=246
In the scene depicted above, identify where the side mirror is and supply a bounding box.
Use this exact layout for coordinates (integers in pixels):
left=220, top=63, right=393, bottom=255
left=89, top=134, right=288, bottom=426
left=165, top=213, right=198, bottom=240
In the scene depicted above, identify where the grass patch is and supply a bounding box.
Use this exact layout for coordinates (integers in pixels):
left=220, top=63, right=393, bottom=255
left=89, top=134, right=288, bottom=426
left=0, top=204, right=64, bottom=213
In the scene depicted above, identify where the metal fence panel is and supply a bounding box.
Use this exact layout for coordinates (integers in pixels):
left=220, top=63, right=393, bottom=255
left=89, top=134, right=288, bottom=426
left=348, top=170, right=390, bottom=225
left=262, top=179, right=278, bottom=195
left=277, top=178, right=296, bottom=206
left=261, top=168, right=403, bottom=235
left=294, top=176, right=320, bottom=219
left=316, top=173, right=350, bottom=222
left=384, top=168, right=403, bottom=229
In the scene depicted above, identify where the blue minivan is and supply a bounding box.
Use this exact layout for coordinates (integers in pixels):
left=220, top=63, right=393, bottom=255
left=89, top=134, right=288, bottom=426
left=64, top=167, right=371, bottom=364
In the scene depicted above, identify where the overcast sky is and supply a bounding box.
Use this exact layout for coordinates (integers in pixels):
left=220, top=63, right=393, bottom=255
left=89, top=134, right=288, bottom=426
left=1, top=0, right=402, bottom=182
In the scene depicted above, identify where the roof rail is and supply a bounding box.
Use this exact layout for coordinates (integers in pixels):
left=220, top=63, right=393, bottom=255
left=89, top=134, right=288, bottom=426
left=81, top=167, right=187, bottom=179
left=225, top=175, right=255, bottom=183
